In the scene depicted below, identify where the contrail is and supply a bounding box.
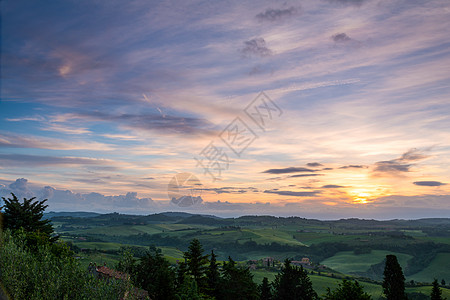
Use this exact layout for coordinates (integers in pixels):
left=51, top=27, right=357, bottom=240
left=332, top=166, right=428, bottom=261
left=142, top=93, right=166, bottom=118
left=268, top=78, right=360, bottom=96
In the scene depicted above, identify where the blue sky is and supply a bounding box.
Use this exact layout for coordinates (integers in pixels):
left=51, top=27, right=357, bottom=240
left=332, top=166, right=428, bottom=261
left=1, top=0, right=450, bottom=219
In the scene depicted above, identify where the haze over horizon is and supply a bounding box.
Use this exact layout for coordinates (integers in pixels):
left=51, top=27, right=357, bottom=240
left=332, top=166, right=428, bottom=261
left=1, top=0, right=450, bottom=219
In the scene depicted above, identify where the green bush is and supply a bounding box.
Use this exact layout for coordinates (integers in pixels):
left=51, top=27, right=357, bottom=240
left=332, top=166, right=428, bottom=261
left=0, top=229, right=134, bottom=300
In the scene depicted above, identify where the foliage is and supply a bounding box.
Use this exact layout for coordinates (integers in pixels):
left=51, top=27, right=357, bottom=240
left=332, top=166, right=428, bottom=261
left=382, top=255, right=407, bottom=300
left=272, top=259, right=317, bottom=300
left=323, top=279, right=372, bottom=300
left=115, top=246, right=137, bottom=275
left=218, top=257, right=259, bottom=300
left=1, top=193, right=56, bottom=244
left=184, top=238, right=209, bottom=292
left=135, top=247, right=176, bottom=300
left=0, top=229, right=131, bottom=300
left=206, top=250, right=221, bottom=299
left=259, top=277, right=273, bottom=300
left=176, top=275, right=203, bottom=300
left=431, top=279, right=446, bottom=300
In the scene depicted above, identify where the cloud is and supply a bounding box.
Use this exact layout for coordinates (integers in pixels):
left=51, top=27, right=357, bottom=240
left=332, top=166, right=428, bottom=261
left=289, top=174, right=323, bottom=178
left=413, top=181, right=446, bottom=187
left=339, top=165, right=367, bottom=169
left=322, top=184, right=345, bottom=188
left=263, top=167, right=316, bottom=174
left=325, top=0, right=368, bottom=7
left=241, top=38, right=273, bottom=58
left=201, top=187, right=258, bottom=194
left=264, top=189, right=321, bottom=197
left=0, top=178, right=34, bottom=200
left=0, top=154, right=113, bottom=167
left=373, top=149, right=429, bottom=175
left=255, top=6, right=300, bottom=22
left=332, top=33, right=351, bottom=43
left=70, top=111, right=215, bottom=137
left=307, top=162, right=323, bottom=167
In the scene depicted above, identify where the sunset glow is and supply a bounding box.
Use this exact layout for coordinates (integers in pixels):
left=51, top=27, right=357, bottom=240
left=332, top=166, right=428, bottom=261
left=1, top=0, right=449, bottom=219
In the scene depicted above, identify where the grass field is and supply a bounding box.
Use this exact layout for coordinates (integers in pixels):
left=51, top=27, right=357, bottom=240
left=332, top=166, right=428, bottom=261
left=251, top=269, right=450, bottom=298
left=321, top=250, right=412, bottom=274
left=409, top=252, right=450, bottom=283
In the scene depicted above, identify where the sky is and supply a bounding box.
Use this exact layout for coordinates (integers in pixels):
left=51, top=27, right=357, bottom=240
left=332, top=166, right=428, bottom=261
left=1, top=0, right=450, bottom=219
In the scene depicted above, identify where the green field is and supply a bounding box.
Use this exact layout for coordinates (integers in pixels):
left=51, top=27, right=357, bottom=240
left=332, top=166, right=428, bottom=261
left=250, top=269, right=450, bottom=299
left=409, top=252, right=450, bottom=282
left=321, top=250, right=412, bottom=274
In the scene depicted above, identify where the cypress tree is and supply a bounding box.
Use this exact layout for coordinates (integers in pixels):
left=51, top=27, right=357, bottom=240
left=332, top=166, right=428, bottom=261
left=382, top=255, right=407, bottom=300
left=431, top=279, right=444, bottom=300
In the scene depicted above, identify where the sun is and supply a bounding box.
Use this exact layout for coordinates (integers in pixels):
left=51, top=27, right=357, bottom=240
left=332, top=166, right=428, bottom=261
left=349, top=190, right=371, bottom=204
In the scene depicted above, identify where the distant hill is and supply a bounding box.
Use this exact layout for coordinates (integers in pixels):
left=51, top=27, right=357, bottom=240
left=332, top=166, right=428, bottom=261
left=44, top=211, right=101, bottom=219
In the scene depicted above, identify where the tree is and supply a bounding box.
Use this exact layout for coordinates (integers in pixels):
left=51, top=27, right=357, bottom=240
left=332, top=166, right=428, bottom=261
left=323, top=279, right=371, bottom=300
left=135, top=247, right=176, bottom=300
left=115, top=247, right=136, bottom=276
left=431, top=279, right=445, bottom=300
left=176, top=275, right=202, bottom=300
left=184, top=239, right=209, bottom=291
left=1, top=193, right=55, bottom=241
left=273, top=259, right=317, bottom=300
left=219, top=257, right=259, bottom=300
left=442, top=279, right=446, bottom=286
left=259, top=277, right=272, bottom=300
left=206, top=250, right=221, bottom=299
left=382, top=255, right=407, bottom=300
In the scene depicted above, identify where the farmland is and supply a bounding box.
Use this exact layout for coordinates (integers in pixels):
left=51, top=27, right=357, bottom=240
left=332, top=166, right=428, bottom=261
left=48, top=212, right=450, bottom=298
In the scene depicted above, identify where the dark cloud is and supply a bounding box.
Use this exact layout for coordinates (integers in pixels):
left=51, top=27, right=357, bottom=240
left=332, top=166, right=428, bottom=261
left=373, top=149, right=429, bottom=175
left=255, top=6, right=300, bottom=22
left=413, top=181, right=446, bottom=187
left=241, top=38, right=273, bottom=58
left=289, top=174, right=323, bottom=178
left=339, top=165, right=367, bottom=169
left=264, top=190, right=320, bottom=197
left=263, top=167, right=316, bottom=174
left=322, top=168, right=334, bottom=171
left=307, top=162, right=323, bottom=167
left=332, top=33, right=351, bottom=43
left=325, top=0, right=368, bottom=7
left=78, top=111, right=214, bottom=137
left=322, top=184, right=345, bottom=189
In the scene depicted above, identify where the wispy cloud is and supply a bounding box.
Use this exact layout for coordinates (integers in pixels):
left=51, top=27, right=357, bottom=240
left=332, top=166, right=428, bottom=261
left=263, top=167, right=317, bottom=174
left=373, top=149, right=430, bottom=176
left=264, top=189, right=321, bottom=197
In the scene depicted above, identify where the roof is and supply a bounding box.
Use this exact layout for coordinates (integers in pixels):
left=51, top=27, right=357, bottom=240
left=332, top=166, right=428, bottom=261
left=96, top=266, right=129, bottom=280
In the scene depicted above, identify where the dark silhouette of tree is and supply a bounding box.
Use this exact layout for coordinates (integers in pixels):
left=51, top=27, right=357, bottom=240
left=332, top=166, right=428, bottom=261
left=206, top=250, right=221, bottom=298
left=135, top=247, right=176, bottom=300
left=259, top=277, right=273, bottom=300
left=219, top=257, right=259, bottom=300
left=431, top=279, right=445, bottom=300
left=175, top=275, right=202, bottom=300
left=1, top=193, right=55, bottom=241
left=441, top=279, right=446, bottom=286
left=323, top=279, right=371, bottom=300
left=382, top=255, right=407, bottom=300
left=273, top=259, right=317, bottom=300
left=183, top=238, right=209, bottom=292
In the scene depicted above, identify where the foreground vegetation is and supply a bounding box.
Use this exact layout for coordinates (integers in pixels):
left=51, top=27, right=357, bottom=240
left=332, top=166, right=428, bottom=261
left=1, top=194, right=450, bottom=299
